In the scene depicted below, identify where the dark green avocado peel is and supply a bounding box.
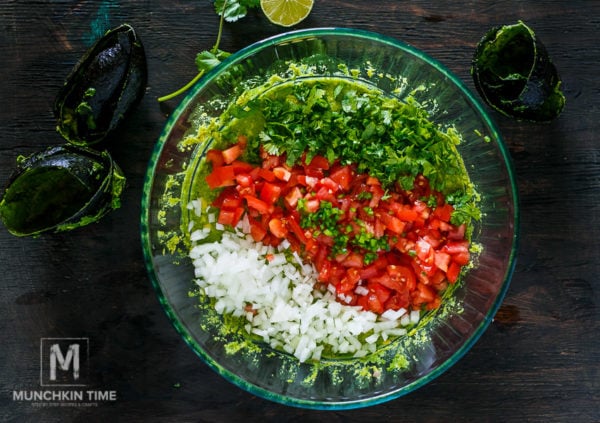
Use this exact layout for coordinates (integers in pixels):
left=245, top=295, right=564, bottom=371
left=0, top=24, right=146, bottom=237
left=54, top=23, right=147, bottom=145
left=0, top=145, right=125, bottom=237
left=472, top=21, right=565, bottom=122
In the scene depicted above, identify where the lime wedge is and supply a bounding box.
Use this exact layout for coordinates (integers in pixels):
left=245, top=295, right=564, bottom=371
left=260, top=0, right=314, bottom=27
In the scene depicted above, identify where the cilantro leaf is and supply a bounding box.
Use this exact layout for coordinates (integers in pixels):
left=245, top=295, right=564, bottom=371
left=215, top=0, right=259, bottom=22
left=195, top=49, right=231, bottom=73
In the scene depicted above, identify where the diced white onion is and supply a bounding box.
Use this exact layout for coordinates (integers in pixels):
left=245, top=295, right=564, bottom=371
left=188, top=209, right=421, bottom=363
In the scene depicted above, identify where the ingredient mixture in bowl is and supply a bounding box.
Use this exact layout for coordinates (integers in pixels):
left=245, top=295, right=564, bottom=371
left=182, top=70, right=481, bottom=363
left=144, top=28, right=518, bottom=408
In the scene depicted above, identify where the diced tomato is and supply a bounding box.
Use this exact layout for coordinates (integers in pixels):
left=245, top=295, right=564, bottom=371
left=370, top=282, right=391, bottom=305
left=261, top=154, right=282, bottom=169
left=236, top=135, right=248, bottom=148
left=448, top=223, right=466, bottom=240
left=206, top=165, right=236, bottom=189
left=413, top=174, right=432, bottom=198
left=249, top=218, right=267, bottom=242
left=371, top=272, right=401, bottom=291
left=236, top=183, right=256, bottom=197
left=304, top=167, right=324, bottom=179
left=305, top=155, right=330, bottom=171
left=235, top=173, right=253, bottom=188
left=416, top=238, right=434, bottom=264
left=313, top=244, right=329, bottom=272
left=222, top=143, right=243, bottom=164
left=359, top=259, right=386, bottom=280
left=319, top=177, right=340, bottom=192
left=446, top=261, right=461, bottom=283
left=379, top=212, right=406, bottom=234
left=366, top=292, right=384, bottom=314
left=394, top=205, right=419, bottom=222
left=221, top=194, right=242, bottom=210
left=432, top=203, right=454, bottom=222
left=284, top=187, right=303, bottom=208
left=298, top=174, right=319, bottom=188
left=414, top=282, right=436, bottom=304
left=442, top=240, right=470, bottom=255
left=372, top=265, right=415, bottom=292
left=268, top=218, right=288, bottom=238
left=206, top=149, right=225, bottom=167
left=452, top=251, right=471, bottom=266
left=315, top=233, right=335, bottom=247
left=369, top=184, right=385, bottom=208
left=366, top=176, right=380, bottom=186
left=384, top=292, right=410, bottom=311
left=388, top=265, right=417, bottom=290
left=212, top=186, right=234, bottom=208
left=329, top=165, right=353, bottom=191
left=434, top=251, right=451, bottom=273
left=259, top=182, right=282, bottom=204
left=393, top=237, right=411, bottom=254
left=337, top=268, right=361, bottom=293
left=230, top=160, right=254, bottom=174
left=337, top=197, right=352, bottom=215
left=341, top=252, right=364, bottom=268
left=426, top=296, right=442, bottom=310
left=244, top=195, right=273, bottom=215
left=315, top=186, right=337, bottom=203
left=286, top=215, right=308, bottom=243
left=285, top=171, right=301, bottom=189
left=273, top=167, right=291, bottom=182
left=373, top=218, right=386, bottom=239
left=317, top=258, right=332, bottom=282
left=217, top=207, right=244, bottom=227
left=256, top=168, right=276, bottom=182
left=430, top=270, right=447, bottom=289
left=422, top=232, right=442, bottom=248
left=303, top=198, right=320, bottom=213
left=429, top=218, right=442, bottom=230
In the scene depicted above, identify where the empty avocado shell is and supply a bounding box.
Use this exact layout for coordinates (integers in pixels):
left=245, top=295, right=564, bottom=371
left=472, top=21, right=565, bottom=122
left=0, top=145, right=125, bottom=236
left=54, top=23, right=147, bottom=145
left=0, top=24, right=145, bottom=237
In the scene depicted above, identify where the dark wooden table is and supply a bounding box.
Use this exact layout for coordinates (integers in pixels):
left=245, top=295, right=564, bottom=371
left=1, top=1, right=598, bottom=421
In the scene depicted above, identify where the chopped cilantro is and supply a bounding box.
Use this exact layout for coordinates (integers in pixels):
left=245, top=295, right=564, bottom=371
left=217, top=75, right=481, bottom=234
left=356, top=191, right=373, bottom=200
left=446, top=191, right=482, bottom=226
left=299, top=200, right=391, bottom=258
left=351, top=228, right=390, bottom=255
left=255, top=80, right=473, bottom=199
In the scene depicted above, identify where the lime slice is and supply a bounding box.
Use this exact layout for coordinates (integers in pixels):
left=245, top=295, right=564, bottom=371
left=260, top=0, right=314, bottom=27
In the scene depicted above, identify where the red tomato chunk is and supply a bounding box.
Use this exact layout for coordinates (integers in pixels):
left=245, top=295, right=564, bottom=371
left=205, top=143, right=471, bottom=315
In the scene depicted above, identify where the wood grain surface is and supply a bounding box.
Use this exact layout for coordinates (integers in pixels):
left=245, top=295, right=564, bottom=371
left=1, top=1, right=598, bottom=422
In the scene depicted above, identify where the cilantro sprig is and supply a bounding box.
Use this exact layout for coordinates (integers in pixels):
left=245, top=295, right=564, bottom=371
left=157, top=0, right=260, bottom=102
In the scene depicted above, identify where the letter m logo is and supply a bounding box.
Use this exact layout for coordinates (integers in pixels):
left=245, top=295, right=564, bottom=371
left=40, top=338, right=89, bottom=386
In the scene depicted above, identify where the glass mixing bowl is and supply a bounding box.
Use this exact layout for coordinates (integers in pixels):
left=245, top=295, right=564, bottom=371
left=141, top=28, right=519, bottom=409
